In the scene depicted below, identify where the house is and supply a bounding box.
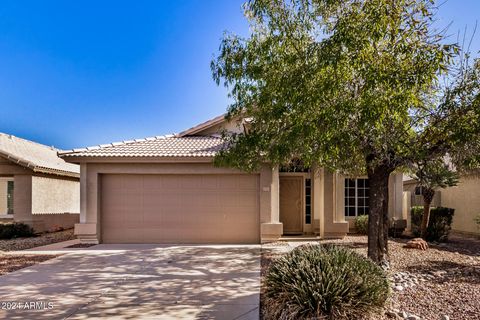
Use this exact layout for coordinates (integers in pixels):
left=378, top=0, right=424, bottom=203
left=0, top=133, right=80, bottom=232
left=60, top=115, right=404, bottom=244
left=403, top=175, right=480, bottom=237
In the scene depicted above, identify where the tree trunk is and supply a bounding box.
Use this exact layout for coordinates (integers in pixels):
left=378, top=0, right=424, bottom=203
left=367, top=164, right=392, bottom=264
left=420, top=188, right=435, bottom=239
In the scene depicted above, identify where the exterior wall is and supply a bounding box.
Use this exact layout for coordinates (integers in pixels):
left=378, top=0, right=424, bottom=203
left=441, top=176, right=480, bottom=236
left=403, top=180, right=441, bottom=207
left=31, top=176, right=80, bottom=214
left=13, top=174, right=34, bottom=226
left=0, top=155, right=80, bottom=232
left=12, top=174, right=80, bottom=232
left=75, top=162, right=282, bottom=244
left=194, top=119, right=244, bottom=136
left=31, top=214, right=79, bottom=231
left=403, top=191, right=412, bottom=232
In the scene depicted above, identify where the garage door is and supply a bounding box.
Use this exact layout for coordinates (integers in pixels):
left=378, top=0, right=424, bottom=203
left=101, top=174, right=260, bottom=243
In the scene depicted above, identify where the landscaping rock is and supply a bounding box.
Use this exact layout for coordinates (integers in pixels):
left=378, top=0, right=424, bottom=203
left=404, top=238, right=429, bottom=250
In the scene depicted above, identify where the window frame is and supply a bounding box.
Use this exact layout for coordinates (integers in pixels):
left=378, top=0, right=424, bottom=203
left=344, top=178, right=369, bottom=217
left=7, top=180, right=14, bottom=215
left=305, top=178, right=312, bottom=224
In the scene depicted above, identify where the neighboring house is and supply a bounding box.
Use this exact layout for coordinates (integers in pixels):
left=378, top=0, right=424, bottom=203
left=0, top=133, right=80, bottom=232
left=404, top=175, right=480, bottom=237
left=60, top=115, right=404, bottom=244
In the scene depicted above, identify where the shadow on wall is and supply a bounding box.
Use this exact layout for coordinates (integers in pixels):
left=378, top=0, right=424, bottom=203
left=0, top=246, right=260, bottom=320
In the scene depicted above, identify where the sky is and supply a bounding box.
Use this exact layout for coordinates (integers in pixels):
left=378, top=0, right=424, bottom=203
left=0, top=0, right=478, bottom=150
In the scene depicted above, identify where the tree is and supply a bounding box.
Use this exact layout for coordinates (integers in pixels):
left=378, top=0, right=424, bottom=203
left=412, top=159, right=458, bottom=239
left=211, top=0, right=480, bottom=263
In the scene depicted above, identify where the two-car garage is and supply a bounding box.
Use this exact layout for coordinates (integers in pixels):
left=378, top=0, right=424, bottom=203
left=100, top=173, right=260, bottom=244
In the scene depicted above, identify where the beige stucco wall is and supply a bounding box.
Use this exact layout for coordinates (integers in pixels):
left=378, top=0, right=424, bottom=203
left=31, top=176, right=80, bottom=214
left=0, top=155, right=79, bottom=232
left=13, top=174, right=79, bottom=232
left=441, top=176, right=480, bottom=236
left=403, top=180, right=441, bottom=207
left=194, top=119, right=244, bottom=136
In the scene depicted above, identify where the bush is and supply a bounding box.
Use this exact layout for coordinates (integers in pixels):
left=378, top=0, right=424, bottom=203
left=354, top=215, right=369, bottom=234
left=0, top=223, right=35, bottom=239
left=263, top=244, right=389, bottom=320
left=411, top=206, right=454, bottom=242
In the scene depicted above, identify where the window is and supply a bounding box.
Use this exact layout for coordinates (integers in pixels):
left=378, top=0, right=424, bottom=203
left=305, top=179, right=311, bottom=224
left=7, top=181, right=14, bottom=215
left=344, top=178, right=369, bottom=217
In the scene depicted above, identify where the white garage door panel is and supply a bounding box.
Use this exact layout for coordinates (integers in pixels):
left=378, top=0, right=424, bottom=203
left=101, top=174, right=260, bottom=244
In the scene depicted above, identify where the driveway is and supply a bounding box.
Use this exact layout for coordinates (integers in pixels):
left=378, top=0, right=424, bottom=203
left=0, top=244, right=260, bottom=320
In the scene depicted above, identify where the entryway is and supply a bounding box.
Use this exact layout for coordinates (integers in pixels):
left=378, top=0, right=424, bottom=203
left=279, top=175, right=312, bottom=235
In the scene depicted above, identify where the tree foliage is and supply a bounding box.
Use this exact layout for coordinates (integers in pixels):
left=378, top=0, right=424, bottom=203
left=411, top=158, right=458, bottom=238
left=211, top=0, right=480, bottom=262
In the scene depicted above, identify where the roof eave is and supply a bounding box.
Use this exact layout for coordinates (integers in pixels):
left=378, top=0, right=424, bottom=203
left=61, top=155, right=216, bottom=164
left=0, top=150, right=79, bottom=178
left=177, top=114, right=227, bottom=137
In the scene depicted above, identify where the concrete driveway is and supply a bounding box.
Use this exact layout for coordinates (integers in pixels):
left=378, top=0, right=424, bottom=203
left=0, top=244, right=260, bottom=320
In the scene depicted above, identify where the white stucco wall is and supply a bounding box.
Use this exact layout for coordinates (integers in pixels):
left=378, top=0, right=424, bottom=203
left=31, top=176, right=80, bottom=214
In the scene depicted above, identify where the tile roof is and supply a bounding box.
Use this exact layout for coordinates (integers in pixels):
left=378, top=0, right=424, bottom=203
left=59, top=135, right=226, bottom=158
left=0, top=133, right=80, bottom=177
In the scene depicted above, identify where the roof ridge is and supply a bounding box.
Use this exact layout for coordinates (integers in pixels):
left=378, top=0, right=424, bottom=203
left=59, top=134, right=177, bottom=155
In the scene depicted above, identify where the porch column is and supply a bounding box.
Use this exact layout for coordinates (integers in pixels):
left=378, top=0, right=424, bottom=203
left=323, top=170, right=349, bottom=238
left=74, top=163, right=99, bottom=244
left=312, top=167, right=325, bottom=238
left=388, top=173, right=406, bottom=231
left=260, top=165, right=283, bottom=242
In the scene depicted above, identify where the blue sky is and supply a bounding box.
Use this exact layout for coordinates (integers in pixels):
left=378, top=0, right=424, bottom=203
left=0, top=0, right=478, bottom=150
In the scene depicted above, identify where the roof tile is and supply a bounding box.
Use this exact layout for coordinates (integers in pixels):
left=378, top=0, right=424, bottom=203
left=59, top=136, right=226, bottom=158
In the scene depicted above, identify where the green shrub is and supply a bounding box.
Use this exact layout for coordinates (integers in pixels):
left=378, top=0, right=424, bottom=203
left=0, top=223, right=35, bottom=239
left=263, top=244, right=389, bottom=320
left=354, top=215, right=369, bottom=234
left=410, top=206, right=424, bottom=236
left=411, top=206, right=454, bottom=242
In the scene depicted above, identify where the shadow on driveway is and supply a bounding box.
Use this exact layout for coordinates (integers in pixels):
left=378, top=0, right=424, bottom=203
left=0, top=245, right=260, bottom=320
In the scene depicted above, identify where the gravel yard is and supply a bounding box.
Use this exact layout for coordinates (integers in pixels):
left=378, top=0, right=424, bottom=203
left=261, top=235, right=480, bottom=320
left=0, top=254, right=59, bottom=276
left=0, top=229, right=74, bottom=276
left=0, top=228, right=75, bottom=252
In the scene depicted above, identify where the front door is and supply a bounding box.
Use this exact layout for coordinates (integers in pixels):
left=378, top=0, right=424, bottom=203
left=280, top=176, right=303, bottom=234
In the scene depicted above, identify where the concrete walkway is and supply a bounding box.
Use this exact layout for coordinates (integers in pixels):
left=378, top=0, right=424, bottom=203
left=0, top=244, right=260, bottom=320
